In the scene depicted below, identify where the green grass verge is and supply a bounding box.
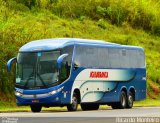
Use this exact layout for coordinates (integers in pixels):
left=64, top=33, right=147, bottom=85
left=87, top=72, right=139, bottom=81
left=134, top=99, right=160, bottom=107
left=1, top=99, right=160, bottom=112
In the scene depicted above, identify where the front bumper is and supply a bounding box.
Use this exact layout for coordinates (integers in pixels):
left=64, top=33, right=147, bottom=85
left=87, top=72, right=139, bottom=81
left=16, top=92, right=62, bottom=106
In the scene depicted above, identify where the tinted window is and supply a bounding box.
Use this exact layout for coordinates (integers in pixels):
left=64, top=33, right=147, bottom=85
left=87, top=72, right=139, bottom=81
left=108, top=48, right=120, bottom=68
left=61, top=46, right=74, bottom=81
left=120, top=49, right=130, bottom=68
left=74, top=46, right=98, bottom=68
left=74, top=46, right=145, bottom=69
left=16, top=51, right=60, bottom=89
left=136, top=50, right=145, bottom=67
left=97, top=48, right=109, bottom=68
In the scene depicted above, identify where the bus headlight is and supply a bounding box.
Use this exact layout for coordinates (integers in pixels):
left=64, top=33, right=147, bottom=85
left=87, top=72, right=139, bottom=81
left=49, top=86, right=64, bottom=95
left=49, top=90, right=57, bottom=95
left=15, top=91, right=22, bottom=96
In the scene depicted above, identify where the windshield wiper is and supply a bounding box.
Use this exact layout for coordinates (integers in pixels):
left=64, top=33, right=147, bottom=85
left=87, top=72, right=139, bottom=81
left=37, top=73, right=47, bottom=87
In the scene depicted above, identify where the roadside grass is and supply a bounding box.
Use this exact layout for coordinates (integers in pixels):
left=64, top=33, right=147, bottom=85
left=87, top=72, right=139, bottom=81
left=134, top=98, right=160, bottom=107
left=0, top=101, right=67, bottom=112
left=1, top=99, right=160, bottom=112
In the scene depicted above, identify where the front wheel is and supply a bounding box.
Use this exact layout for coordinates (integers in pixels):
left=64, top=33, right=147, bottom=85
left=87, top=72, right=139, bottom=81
left=30, top=105, right=42, bottom=112
left=67, top=93, right=78, bottom=111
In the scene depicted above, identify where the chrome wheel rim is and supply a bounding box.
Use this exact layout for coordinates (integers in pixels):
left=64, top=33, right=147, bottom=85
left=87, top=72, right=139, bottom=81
left=121, top=94, right=126, bottom=107
left=128, top=95, right=133, bottom=106
left=72, top=96, right=77, bottom=109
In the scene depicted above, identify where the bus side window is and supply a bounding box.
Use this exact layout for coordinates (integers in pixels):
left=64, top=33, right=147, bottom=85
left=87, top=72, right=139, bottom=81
left=61, top=60, right=68, bottom=82
left=137, top=50, right=145, bottom=68
left=108, top=48, right=120, bottom=68
left=60, top=46, right=74, bottom=82
left=65, top=61, right=70, bottom=77
left=120, top=49, right=130, bottom=68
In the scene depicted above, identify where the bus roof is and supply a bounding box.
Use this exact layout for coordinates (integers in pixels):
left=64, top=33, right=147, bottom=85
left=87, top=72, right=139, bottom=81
left=19, top=38, right=143, bottom=52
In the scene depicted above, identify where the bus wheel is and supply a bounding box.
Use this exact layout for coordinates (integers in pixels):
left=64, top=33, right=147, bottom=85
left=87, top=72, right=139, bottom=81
left=67, top=93, right=78, bottom=111
left=118, top=91, right=127, bottom=109
left=126, top=92, right=134, bottom=109
left=81, top=103, right=99, bottom=111
left=30, top=105, right=42, bottom=112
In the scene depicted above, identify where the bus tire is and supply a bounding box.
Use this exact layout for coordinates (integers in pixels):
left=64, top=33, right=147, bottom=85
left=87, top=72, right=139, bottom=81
left=118, top=91, right=127, bottom=109
left=126, top=92, right=134, bottom=109
left=81, top=103, right=99, bottom=111
left=30, top=105, right=42, bottom=112
left=67, top=93, right=78, bottom=111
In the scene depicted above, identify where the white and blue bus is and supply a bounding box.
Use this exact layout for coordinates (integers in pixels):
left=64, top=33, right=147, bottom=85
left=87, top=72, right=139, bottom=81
left=7, top=38, right=146, bottom=112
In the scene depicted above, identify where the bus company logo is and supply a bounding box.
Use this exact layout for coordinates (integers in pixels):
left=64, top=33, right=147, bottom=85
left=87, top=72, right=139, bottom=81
left=90, top=71, right=108, bottom=78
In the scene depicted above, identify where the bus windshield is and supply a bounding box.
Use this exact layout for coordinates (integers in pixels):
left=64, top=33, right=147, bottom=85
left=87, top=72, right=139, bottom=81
left=16, top=51, right=60, bottom=89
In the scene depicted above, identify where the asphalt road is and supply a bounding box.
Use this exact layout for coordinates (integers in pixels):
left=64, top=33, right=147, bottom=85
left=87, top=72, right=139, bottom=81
left=1, top=107, right=160, bottom=123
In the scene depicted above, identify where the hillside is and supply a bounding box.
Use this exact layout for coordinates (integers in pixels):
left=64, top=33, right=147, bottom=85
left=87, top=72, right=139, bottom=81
left=0, top=0, right=160, bottom=104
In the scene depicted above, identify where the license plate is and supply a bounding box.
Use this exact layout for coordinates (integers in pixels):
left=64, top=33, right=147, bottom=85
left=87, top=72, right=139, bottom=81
left=32, top=100, right=39, bottom=103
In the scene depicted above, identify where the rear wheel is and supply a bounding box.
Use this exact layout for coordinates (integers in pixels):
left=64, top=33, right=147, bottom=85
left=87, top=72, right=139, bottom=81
left=81, top=103, right=99, bottom=111
left=111, top=91, right=127, bottom=109
left=118, top=91, right=127, bottom=109
left=67, top=93, right=78, bottom=111
left=126, top=92, right=134, bottom=109
left=30, top=105, right=42, bottom=112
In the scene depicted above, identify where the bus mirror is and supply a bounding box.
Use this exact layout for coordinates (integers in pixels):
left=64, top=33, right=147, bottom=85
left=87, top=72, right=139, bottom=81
left=57, top=53, right=68, bottom=69
left=7, top=57, right=17, bottom=73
